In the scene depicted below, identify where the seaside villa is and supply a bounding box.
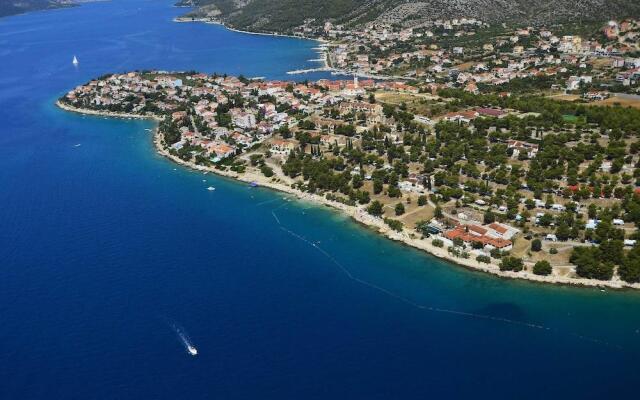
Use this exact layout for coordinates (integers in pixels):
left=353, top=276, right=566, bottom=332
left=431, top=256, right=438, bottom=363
left=443, top=222, right=518, bottom=251
left=270, top=139, right=297, bottom=156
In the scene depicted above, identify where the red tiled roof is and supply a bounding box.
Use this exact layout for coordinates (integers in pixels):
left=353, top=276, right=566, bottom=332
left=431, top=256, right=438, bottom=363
left=487, top=223, right=507, bottom=234
left=476, top=108, right=506, bottom=117
left=443, top=226, right=512, bottom=249
left=468, top=225, right=488, bottom=235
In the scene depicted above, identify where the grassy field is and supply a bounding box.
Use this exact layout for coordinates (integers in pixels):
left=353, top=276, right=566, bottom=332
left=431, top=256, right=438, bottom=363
left=562, top=114, right=585, bottom=123
left=361, top=180, right=434, bottom=230
left=591, top=96, right=640, bottom=109
left=550, top=93, right=640, bottom=110
left=397, top=201, right=435, bottom=228
left=510, top=236, right=573, bottom=266
left=375, top=91, right=445, bottom=117
left=550, top=93, right=580, bottom=101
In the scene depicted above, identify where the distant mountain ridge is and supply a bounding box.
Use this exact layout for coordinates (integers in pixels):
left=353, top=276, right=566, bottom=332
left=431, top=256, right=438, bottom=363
left=178, top=0, right=640, bottom=32
left=0, top=0, right=80, bottom=18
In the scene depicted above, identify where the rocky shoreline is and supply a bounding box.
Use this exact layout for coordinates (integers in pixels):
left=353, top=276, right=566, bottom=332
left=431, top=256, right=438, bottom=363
left=55, top=101, right=640, bottom=290
left=56, top=100, right=163, bottom=122
left=174, top=17, right=326, bottom=42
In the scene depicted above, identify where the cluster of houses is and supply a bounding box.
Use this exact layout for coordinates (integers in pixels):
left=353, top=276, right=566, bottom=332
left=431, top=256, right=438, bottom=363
left=312, top=19, right=486, bottom=79
left=63, top=63, right=639, bottom=264
left=64, top=71, right=430, bottom=163
left=294, top=17, right=640, bottom=94
left=61, top=16, right=640, bottom=275
left=65, top=72, right=311, bottom=162
left=602, top=20, right=640, bottom=48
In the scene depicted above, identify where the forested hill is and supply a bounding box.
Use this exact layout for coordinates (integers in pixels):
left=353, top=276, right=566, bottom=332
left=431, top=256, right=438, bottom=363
left=0, top=0, right=78, bottom=18
left=177, top=0, right=640, bottom=32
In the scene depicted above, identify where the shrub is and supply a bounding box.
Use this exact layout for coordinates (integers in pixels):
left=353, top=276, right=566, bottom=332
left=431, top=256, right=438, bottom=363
left=434, top=206, right=443, bottom=219
left=476, top=255, right=491, bottom=264
left=448, top=246, right=461, bottom=257
left=570, top=247, right=614, bottom=280
left=367, top=200, right=384, bottom=216
left=388, top=186, right=401, bottom=198
left=499, top=256, right=524, bottom=272
left=384, top=218, right=403, bottom=232
left=533, top=260, right=552, bottom=276
left=432, top=239, right=444, bottom=248
left=490, top=248, right=503, bottom=259
left=619, top=255, right=640, bottom=283
left=249, top=154, right=263, bottom=166
left=260, top=165, right=274, bottom=177
left=531, top=238, right=542, bottom=252
left=483, top=211, right=496, bottom=224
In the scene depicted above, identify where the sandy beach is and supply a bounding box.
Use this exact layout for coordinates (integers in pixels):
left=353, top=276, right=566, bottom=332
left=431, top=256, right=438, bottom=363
left=56, top=101, right=640, bottom=290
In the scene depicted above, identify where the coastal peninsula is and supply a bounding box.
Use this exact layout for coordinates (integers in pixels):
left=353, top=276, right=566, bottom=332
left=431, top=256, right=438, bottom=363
left=58, top=70, right=640, bottom=289
left=0, top=1, right=99, bottom=18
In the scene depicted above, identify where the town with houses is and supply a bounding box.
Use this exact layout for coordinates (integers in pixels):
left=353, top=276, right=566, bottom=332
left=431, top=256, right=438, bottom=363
left=59, top=17, right=640, bottom=288
left=293, top=18, right=640, bottom=99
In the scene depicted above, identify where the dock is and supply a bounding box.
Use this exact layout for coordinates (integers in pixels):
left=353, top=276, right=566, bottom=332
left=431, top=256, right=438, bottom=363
left=286, top=67, right=332, bottom=75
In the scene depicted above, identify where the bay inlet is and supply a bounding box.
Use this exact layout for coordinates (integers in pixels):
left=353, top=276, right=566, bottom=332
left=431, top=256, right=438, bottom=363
left=0, top=0, right=639, bottom=399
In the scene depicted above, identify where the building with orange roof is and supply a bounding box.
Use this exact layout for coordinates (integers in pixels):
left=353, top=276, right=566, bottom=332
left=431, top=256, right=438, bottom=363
left=270, top=139, right=297, bottom=156
left=443, top=225, right=513, bottom=250
left=442, top=110, right=479, bottom=124
left=207, top=143, right=235, bottom=160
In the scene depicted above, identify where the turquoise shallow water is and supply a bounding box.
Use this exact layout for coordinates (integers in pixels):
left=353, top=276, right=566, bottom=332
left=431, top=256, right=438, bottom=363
left=0, top=1, right=639, bottom=398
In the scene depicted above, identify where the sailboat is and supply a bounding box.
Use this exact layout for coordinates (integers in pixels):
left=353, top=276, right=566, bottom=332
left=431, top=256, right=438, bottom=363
left=72, top=55, right=79, bottom=66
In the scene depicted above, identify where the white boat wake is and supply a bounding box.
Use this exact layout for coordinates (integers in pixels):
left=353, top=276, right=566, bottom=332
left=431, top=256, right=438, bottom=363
left=171, top=323, right=198, bottom=356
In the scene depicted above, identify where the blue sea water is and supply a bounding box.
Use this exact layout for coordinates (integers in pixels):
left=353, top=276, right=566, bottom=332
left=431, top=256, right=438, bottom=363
left=0, top=1, right=639, bottom=398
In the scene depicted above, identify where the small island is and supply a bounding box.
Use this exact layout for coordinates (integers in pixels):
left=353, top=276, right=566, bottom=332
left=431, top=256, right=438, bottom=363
left=58, top=70, right=640, bottom=289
